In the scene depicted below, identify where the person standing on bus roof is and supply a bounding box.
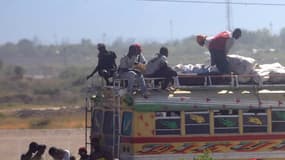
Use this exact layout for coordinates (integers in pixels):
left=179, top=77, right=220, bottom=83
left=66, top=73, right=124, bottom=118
left=196, top=28, right=242, bottom=74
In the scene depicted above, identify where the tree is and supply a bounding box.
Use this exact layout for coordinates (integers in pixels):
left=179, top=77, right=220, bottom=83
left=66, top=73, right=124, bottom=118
left=280, top=27, right=285, bottom=49
left=14, top=65, right=25, bottom=79
left=194, top=151, right=215, bottom=160
left=17, top=39, right=35, bottom=56
left=0, top=59, right=3, bottom=70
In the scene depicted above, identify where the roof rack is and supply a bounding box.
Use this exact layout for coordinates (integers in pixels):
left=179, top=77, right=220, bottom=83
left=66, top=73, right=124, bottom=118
left=175, top=73, right=285, bottom=90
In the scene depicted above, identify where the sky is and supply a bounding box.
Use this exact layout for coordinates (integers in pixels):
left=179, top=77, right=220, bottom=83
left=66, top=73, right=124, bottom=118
left=1, top=0, right=285, bottom=44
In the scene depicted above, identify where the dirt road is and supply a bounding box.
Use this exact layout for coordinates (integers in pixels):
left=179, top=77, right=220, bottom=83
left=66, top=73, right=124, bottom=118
left=0, top=128, right=86, bottom=160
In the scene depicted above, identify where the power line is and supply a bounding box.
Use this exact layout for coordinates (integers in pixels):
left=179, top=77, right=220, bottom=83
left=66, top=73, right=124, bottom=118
left=138, top=0, right=285, bottom=6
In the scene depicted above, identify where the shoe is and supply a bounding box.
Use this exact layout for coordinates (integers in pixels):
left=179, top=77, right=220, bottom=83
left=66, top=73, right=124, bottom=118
left=167, top=86, right=176, bottom=91
left=142, top=92, right=150, bottom=99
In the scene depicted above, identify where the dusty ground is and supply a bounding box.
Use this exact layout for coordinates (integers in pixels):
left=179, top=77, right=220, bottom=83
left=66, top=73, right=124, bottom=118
left=0, top=128, right=87, bottom=160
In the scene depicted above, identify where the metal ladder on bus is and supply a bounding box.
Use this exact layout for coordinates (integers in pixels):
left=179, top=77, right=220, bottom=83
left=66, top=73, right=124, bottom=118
left=113, top=92, right=121, bottom=159
left=84, top=77, right=102, bottom=153
left=85, top=96, right=93, bottom=152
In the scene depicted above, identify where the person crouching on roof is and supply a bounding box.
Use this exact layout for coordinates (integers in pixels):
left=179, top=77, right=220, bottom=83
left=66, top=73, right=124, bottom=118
left=145, top=46, right=177, bottom=90
left=196, top=28, right=242, bottom=74
left=86, top=43, right=117, bottom=85
left=118, top=44, right=149, bottom=98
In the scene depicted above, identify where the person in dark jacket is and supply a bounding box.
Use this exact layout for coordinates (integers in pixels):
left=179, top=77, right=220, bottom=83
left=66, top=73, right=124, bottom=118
left=86, top=43, right=117, bottom=85
left=78, top=147, right=90, bottom=160
left=21, top=142, right=46, bottom=160
left=90, top=137, right=113, bottom=160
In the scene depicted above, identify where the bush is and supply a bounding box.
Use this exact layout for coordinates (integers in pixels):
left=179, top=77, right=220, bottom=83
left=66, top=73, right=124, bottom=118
left=194, top=151, right=215, bottom=160
left=33, top=88, right=60, bottom=96
left=14, top=65, right=25, bottom=79
left=30, top=118, right=50, bottom=129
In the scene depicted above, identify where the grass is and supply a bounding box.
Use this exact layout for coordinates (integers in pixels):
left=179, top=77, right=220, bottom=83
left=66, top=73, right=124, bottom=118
left=0, top=105, right=87, bottom=129
left=0, top=115, right=86, bottom=129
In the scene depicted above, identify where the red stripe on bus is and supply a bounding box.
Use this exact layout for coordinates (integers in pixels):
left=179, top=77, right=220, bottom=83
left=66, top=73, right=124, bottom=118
left=121, top=134, right=285, bottom=143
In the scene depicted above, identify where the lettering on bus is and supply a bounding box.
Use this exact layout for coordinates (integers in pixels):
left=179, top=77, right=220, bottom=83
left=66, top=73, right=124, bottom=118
left=231, top=141, right=272, bottom=152
left=137, top=140, right=285, bottom=154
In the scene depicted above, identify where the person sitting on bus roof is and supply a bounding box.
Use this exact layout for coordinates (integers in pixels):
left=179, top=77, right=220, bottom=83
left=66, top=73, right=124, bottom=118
left=118, top=44, right=149, bottom=98
left=86, top=43, right=117, bottom=85
left=145, top=46, right=177, bottom=90
left=196, top=28, right=242, bottom=74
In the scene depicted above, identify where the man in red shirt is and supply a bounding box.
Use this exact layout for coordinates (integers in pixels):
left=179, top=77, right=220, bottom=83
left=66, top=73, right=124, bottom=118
left=197, top=28, right=242, bottom=74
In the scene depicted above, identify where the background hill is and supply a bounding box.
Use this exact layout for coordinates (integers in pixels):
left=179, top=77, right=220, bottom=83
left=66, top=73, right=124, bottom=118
left=0, top=28, right=285, bottom=108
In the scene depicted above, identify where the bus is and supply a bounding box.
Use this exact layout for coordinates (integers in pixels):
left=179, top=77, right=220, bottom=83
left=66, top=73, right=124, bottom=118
left=85, top=75, right=285, bottom=160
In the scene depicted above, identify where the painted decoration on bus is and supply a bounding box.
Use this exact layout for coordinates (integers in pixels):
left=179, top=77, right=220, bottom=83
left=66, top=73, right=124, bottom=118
left=243, top=113, right=267, bottom=133
left=214, top=115, right=239, bottom=134
left=185, top=112, right=209, bottom=134
left=136, top=140, right=285, bottom=154
left=272, top=110, right=285, bottom=132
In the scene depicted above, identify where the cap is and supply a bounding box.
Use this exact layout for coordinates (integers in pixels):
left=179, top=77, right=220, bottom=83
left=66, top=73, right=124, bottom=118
left=133, top=43, right=142, bottom=52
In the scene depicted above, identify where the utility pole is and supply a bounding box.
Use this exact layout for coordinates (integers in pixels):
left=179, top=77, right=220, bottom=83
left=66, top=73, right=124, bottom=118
left=169, top=20, right=173, bottom=41
left=226, top=0, right=232, bottom=31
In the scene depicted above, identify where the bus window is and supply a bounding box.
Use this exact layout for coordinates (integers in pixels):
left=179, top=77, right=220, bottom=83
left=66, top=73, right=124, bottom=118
left=243, top=111, right=267, bottom=133
left=103, top=111, right=114, bottom=134
left=155, top=111, right=181, bottom=135
left=214, top=114, right=239, bottom=134
left=185, top=111, right=210, bottom=134
left=121, top=112, right=133, bottom=136
left=92, top=110, right=104, bottom=133
left=272, top=109, right=285, bottom=132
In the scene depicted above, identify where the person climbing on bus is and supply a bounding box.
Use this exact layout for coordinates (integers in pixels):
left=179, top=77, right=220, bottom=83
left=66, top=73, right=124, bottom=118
left=21, top=142, right=46, bottom=160
left=90, top=137, right=113, bottom=160
left=86, top=43, right=117, bottom=85
left=78, top=147, right=90, bottom=160
left=145, top=46, right=177, bottom=90
left=196, top=28, right=242, bottom=74
left=118, top=44, right=149, bottom=98
left=48, top=146, right=70, bottom=160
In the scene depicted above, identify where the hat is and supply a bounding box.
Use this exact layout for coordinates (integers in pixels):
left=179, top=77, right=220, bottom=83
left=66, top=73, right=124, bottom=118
left=196, top=35, right=207, bottom=46
left=133, top=43, right=142, bottom=52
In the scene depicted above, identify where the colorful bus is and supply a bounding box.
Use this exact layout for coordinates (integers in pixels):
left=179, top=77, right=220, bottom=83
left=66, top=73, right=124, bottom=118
left=85, top=75, right=285, bottom=160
